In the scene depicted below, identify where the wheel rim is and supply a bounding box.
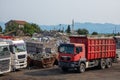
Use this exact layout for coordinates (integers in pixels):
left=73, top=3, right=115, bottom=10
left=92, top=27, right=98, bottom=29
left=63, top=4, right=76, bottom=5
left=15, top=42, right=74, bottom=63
left=80, top=64, right=85, bottom=72
left=101, top=61, right=106, bottom=69
left=107, top=61, right=112, bottom=68
left=108, top=62, right=111, bottom=67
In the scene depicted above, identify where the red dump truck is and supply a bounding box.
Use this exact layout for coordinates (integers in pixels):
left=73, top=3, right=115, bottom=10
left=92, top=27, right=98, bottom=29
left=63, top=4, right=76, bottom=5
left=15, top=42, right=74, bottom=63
left=58, top=36, right=116, bottom=73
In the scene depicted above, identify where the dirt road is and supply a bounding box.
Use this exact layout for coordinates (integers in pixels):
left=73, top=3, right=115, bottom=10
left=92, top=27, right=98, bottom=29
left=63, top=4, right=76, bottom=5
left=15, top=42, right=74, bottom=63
left=0, top=62, right=120, bottom=80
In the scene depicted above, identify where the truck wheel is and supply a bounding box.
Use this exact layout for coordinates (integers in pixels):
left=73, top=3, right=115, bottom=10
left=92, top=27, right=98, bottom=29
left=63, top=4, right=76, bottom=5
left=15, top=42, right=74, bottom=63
left=61, top=67, right=68, bottom=72
left=100, top=60, right=106, bottom=69
left=106, top=59, right=112, bottom=68
left=78, top=63, right=85, bottom=73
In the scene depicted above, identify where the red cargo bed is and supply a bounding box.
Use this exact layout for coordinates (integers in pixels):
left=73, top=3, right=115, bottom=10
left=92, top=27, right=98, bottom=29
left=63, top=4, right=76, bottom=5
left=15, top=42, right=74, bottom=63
left=70, top=36, right=116, bottom=60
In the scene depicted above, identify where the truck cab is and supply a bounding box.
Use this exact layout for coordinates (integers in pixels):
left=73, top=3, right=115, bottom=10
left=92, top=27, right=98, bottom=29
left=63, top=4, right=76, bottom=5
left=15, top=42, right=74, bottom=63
left=0, top=42, right=11, bottom=74
left=58, top=43, right=86, bottom=72
left=9, top=40, right=27, bottom=71
left=0, top=36, right=27, bottom=71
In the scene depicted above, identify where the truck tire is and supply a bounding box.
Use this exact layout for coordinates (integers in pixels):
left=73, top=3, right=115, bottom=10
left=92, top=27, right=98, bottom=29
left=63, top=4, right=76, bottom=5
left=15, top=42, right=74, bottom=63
left=106, top=59, right=112, bottom=68
left=61, top=67, right=68, bottom=72
left=78, top=63, right=86, bottom=73
left=100, top=59, right=106, bottom=69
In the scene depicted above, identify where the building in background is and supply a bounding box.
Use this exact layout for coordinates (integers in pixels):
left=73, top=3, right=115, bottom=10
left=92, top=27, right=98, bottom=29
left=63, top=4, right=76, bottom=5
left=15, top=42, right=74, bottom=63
left=5, top=20, right=27, bottom=28
left=5, top=20, right=27, bottom=36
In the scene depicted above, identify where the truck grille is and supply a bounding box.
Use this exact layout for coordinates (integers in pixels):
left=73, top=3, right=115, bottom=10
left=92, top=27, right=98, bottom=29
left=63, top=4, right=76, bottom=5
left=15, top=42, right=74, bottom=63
left=60, top=56, right=71, bottom=61
left=18, top=55, right=26, bottom=59
left=0, top=59, right=10, bottom=72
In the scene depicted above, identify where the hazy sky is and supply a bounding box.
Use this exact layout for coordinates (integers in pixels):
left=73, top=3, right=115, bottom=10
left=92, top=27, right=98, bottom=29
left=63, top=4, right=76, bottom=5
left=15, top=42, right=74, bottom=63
left=0, top=0, right=120, bottom=25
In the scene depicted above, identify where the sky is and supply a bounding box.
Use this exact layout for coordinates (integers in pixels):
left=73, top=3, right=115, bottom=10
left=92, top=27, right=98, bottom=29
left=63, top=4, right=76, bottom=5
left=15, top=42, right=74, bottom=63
left=0, top=0, right=120, bottom=25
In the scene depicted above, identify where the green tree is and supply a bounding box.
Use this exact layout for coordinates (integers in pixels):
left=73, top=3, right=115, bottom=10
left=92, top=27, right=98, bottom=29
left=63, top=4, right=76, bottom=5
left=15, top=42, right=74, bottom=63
left=66, top=25, right=71, bottom=33
left=92, top=32, right=98, bottom=35
left=4, top=22, right=42, bottom=36
left=77, top=28, right=89, bottom=35
left=4, top=22, right=18, bottom=36
left=4, top=22, right=18, bottom=33
left=0, top=26, right=2, bottom=32
left=22, top=23, right=42, bottom=36
left=31, top=23, right=42, bottom=33
left=22, top=23, right=34, bottom=36
left=57, top=28, right=63, bottom=33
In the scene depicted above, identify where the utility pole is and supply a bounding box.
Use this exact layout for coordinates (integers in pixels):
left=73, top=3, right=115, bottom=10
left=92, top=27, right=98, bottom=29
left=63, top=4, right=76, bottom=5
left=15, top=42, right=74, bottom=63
left=71, top=19, right=74, bottom=34
left=115, top=26, right=116, bottom=36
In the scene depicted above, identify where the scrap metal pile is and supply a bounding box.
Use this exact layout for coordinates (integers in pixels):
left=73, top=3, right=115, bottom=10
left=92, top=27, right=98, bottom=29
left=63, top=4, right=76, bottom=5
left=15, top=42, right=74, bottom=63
left=26, top=40, right=57, bottom=68
left=26, top=31, right=69, bottom=68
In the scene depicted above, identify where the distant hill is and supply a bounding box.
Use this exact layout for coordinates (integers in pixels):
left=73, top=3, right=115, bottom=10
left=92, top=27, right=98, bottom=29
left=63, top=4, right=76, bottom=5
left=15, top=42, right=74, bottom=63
left=40, top=22, right=120, bottom=34
left=1, top=21, right=120, bottom=33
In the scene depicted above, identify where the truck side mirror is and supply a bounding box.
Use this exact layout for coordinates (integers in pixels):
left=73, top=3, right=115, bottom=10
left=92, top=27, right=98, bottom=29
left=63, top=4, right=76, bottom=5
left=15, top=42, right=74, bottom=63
left=76, top=47, right=83, bottom=54
left=76, top=47, right=80, bottom=54
left=9, top=45, right=15, bottom=54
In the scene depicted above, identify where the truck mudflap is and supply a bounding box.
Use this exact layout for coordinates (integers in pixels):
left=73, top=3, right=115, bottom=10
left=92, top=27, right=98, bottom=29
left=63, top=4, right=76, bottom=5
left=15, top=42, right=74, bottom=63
left=59, top=61, right=79, bottom=68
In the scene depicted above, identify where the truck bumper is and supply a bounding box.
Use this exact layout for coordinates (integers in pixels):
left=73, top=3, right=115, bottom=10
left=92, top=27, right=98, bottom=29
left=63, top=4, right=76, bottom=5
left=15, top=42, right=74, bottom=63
left=59, top=61, right=79, bottom=68
left=14, top=64, right=27, bottom=69
left=0, top=70, right=11, bottom=74
left=12, top=59, right=27, bottom=69
left=14, top=63, right=27, bottom=69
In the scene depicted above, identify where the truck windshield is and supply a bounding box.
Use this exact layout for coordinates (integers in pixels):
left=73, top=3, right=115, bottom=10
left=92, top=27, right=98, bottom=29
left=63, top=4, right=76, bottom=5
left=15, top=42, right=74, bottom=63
left=0, top=46, right=10, bottom=58
left=59, top=44, right=74, bottom=54
left=13, top=44, right=26, bottom=53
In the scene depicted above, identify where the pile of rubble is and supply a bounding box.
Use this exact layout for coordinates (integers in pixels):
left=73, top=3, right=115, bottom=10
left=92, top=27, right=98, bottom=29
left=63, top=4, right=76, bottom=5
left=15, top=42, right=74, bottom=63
left=26, top=31, right=69, bottom=68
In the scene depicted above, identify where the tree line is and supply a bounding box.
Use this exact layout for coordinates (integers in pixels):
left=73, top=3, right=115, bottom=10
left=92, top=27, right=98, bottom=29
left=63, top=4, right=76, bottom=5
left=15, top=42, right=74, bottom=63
left=0, top=23, right=103, bottom=36
left=0, top=22, right=119, bottom=36
left=65, top=25, right=98, bottom=35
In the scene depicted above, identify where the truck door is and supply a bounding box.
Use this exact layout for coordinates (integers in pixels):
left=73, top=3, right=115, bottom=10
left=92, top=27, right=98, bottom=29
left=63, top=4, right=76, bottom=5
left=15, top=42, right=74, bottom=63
left=74, top=46, right=85, bottom=61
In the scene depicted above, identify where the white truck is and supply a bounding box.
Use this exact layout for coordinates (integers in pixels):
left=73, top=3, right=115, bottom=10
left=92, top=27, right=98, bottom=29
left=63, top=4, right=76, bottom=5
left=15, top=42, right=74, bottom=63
left=0, top=36, right=27, bottom=71
left=0, top=42, right=11, bottom=74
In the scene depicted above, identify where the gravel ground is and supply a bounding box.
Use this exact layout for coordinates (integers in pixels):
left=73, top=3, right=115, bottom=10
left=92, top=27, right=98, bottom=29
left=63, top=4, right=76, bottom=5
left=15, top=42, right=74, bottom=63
left=0, top=61, right=120, bottom=80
